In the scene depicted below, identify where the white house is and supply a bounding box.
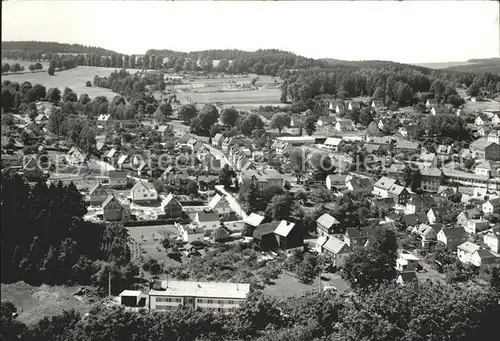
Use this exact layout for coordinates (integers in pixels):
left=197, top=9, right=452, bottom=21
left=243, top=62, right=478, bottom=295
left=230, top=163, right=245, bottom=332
left=177, top=223, right=205, bottom=243
left=372, top=176, right=398, bottom=198
left=66, top=146, right=86, bottom=165
left=492, top=114, right=500, bottom=126
left=320, top=236, right=352, bottom=268
left=335, top=119, right=355, bottom=132
left=396, top=252, right=420, bottom=272
left=131, top=180, right=158, bottom=203
left=483, top=228, right=500, bottom=254
left=456, top=241, right=481, bottom=264
left=465, top=219, right=490, bottom=234
left=208, top=194, right=232, bottom=216
left=323, top=137, right=342, bottom=151
left=469, top=249, right=498, bottom=267
left=483, top=198, right=500, bottom=215
left=396, top=271, right=418, bottom=286
left=436, top=227, right=466, bottom=248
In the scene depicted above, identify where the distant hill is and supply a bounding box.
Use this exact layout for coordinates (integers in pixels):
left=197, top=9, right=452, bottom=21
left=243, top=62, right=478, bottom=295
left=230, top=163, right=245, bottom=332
left=413, top=61, right=472, bottom=69
left=1, top=41, right=119, bottom=55
left=446, top=59, right=500, bottom=75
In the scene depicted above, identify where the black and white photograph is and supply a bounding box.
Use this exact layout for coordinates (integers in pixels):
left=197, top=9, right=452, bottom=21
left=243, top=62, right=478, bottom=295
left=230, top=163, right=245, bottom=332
left=1, top=0, right=500, bottom=340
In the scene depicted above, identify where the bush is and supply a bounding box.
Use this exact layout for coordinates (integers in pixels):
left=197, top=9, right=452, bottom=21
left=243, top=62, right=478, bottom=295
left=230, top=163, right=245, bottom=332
left=86, top=81, right=92, bottom=87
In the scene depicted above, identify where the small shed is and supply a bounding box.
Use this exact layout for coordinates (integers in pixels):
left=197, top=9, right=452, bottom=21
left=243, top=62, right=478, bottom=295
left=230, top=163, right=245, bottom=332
left=119, top=290, right=143, bottom=307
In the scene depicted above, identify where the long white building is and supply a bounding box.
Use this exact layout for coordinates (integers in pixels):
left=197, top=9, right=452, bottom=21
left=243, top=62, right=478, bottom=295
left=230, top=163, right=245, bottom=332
left=148, top=280, right=250, bottom=313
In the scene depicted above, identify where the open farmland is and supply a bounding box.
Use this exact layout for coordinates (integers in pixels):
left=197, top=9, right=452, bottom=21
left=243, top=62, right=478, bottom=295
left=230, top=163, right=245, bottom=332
left=1, top=65, right=148, bottom=99
left=463, top=99, right=500, bottom=113
left=2, top=58, right=51, bottom=70
left=175, top=88, right=282, bottom=106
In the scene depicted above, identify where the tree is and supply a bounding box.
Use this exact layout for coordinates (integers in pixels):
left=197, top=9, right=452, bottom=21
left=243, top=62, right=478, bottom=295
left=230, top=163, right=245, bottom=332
left=1, top=88, right=14, bottom=112
left=343, top=226, right=398, bottom=290
left=358, top=107, right=374, bottom=127
left=219, top=164, right=236, bottom=188
left=1, top=301, right=26, bottom=341
left=46, top=87, right=61, bottom=104
left=28, top=64, right=35, bottom=72
left=265, top=193, right=294, bottom=221
left=304, top=115, right=317, bottom=136
left=467, top=82, right=481, bottom=97
left=372, top=87, right=385, bottom=99
left=178, top=103, right=198, bottom=123
left=397, top=82, right=414, bottom=106
left=33, top=84, right=46, bottom=100
left=289, top=148, right=307, bottom=183
left=297, top=253, right=318, bottom=284
left=270, top=112, right=291, bottom=134
left=193, top=104, right=219, bottom=133
left=221, top=107, right=239, bottom=127
left=212, top=228, right=228, bottom=243
left=34, top=62, right=43, bottom=70
left=403, top=167, right=422, bottom=192
left=48, top=60, right=56, bottom=76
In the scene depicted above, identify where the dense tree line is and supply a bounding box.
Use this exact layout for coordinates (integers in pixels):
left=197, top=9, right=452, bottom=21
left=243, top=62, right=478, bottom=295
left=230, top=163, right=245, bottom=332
left=2, top=281, right=500, bottom=341
left=1, top=80, right=47, bottom=113
left=0, top=174, right=134, bottom=292
left=280, top=63, right=500, bottom=105
left=2, top=41, right=118, bottom=56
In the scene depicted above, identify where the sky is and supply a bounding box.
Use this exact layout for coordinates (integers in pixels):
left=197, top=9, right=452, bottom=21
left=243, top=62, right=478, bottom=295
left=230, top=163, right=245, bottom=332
left=2, top=0, right=499, bottom=64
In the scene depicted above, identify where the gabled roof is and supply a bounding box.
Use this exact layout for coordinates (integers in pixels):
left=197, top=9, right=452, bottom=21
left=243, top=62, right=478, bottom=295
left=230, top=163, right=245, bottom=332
left=398, top=271, right=418, bottom=283
left=473, top=249, right=497, bottom=260
left=345, top=227, right=372, bottom=239
left=117, top=155, right=129, bottom=165
left=438, top=227, right=466, bottom=238
left=108, top=170, right=126, bottom=180
left=102, top=195, right=123, bottom=209
left=316, top=213, right=340, bottom=228
left=208, top=193, right=224, bottom=209
left=388, top=184, right=407, bottom=196
left=429, top=206, right=453, bottom=217
left=374, top=176, right=398, bottom=190
left=197, top=211, right=220, bottom=222
left=132, top=180, right=156, bottom=193
left=213, top=133, right=224, bottom=143
left=457, top=241, right=481, bottom=254
left=274, top=220, right=295, bottom=237
left=163, top=193, right=181, bottom=208
left=322, top=237, right=351, bottom=254
left=396, top=141, right=420, bottom=150
left=89, top=183, right=106, bottom=196
left=106, top=148, right=117, bottom=158
left=244, top=213, right=265, bottom=227
left=324, top=137, right=342, bottom=146
left=253, top=221, right=280, bottom=239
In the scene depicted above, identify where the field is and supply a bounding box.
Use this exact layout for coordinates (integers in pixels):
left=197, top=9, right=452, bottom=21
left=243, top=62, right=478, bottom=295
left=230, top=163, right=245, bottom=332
left=2, top=58, right=51, bottom=70
left=463, top=99, right=500, bottom=113
left=175, top=88, right=282, bottom=106
left=1, top=65, right=146, bottom=99
left=263, top=271, right=349, bottom=297
left=0, top=281, right=98, bottom=325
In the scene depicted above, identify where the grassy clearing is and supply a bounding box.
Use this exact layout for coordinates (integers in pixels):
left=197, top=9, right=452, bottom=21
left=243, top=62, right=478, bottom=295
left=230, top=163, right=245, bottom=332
left=1, top=65, right=142, bottom=100
left=126, top=224, right=181, bottom=268
left=174, top=88, right=282, bottom=105
left=463, top=100, right=500, bottom=113
left=263, top=272, right=350, bottom=297
left=0, top=281, right=97, bottom=325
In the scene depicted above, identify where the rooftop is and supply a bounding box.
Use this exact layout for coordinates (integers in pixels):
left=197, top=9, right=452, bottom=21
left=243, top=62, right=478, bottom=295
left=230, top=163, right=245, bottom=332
left=149, top=280, right=250, bottom=299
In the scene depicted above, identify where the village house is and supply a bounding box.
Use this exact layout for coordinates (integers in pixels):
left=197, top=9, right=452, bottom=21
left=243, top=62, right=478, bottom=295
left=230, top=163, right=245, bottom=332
left=396, top=271, right=418, bottom=286
left=400, top=123, right=419, bottom=139
left=395, top=141, right=420, bottom=153
left=273, top=220, right=304, bottom=251
left=208, top=194, right=232, bottom=216
left=335, top=103, right=346, bottom=115
left=475, top=114, right=491, bottom=126
left=436, top=144, right=452, bottom=156
left=483, top=198, right=500, bottom=215
left=194, top=211, right=220, bottom=235
left=148, top=280, right=250, bottom=313
left=465, top=219, right=490, bottom=234
left=335, top=119, right=355, bottom=132
left=316, top=116, right=335, bottom=127
left=326, top=174, right=348, bottom=191
left=405, top=195, right=438, bottom=214
left=162, top=193, right=183, bottom=219
left=66, top=146, right=86, bottom=165
left=97, top=114, right=112, bottom=127
left=411, top=223, right=440, bottom=247
left=345, top=177, right=373, bottom=194
left=371, top=99, right=385, bottom=111
left=420, top=168, right=442, bottom=192
left=323, top=137, right=343, bottom=151
left=239, top=169, right=283, bottom=190
left=425, top=99, right=438, bottom=109
left=243, top=213, right=265, bottom=233
left=221, top=137, right=234, bottom=152
left=483, top=227, right=500, bottom=254
left=176, top=223, right=205, bottom=243
left=316, top=213, right=340, bottom=237
left=419, top=152, right=437, bottom=168
left=372, top=176, right=399, bottom=198
left=430, top=106, right=449, bottom=116
left=457, top=241, right=498, bottom=267
left=108, top=171, right=127, bottom=189
left=35, top=113, right=48, bottom=125
left=102, top=195, right=129, bottom=222
left=198, top=175, right=218, bottom=191
left=203, top=156, right=222, bottom=174
left=400, top=212, right=428, bottom=229
left=475, top=160, right=499, bottom=177
left=492, top=113, right=500, bottom=126
left=396, top=252, right=420, bottom=272
left=427, top=206, right=454, bottom=224
left=131, top=180, right=158, bottom=203
left=320, top=236, right=352, bottom=268
left=388, top=184, right=410, bottom=205
left=344, top=228, right=371, bottom=251
left=89, top=183, right=110, bottom=206
left=273, top=140, right=292, bottom=155
left=212, top=133, right=224, bottom=148
left=163, top=172, right=190, bottom=191
left=436, top=227, right=467, bottom=248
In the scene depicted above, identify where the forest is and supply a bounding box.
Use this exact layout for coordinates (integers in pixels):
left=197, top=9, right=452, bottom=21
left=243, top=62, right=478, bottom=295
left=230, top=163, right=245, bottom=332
left=0, top=174, right=136, bottom=293
left=2, top=281, right=500, bottom=341
left=1, top=41, right=118, bottom=56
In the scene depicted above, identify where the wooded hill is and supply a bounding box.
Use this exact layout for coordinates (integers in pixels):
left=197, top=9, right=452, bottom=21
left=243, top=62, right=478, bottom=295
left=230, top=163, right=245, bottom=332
left=1, top=41, right=119, bottom=55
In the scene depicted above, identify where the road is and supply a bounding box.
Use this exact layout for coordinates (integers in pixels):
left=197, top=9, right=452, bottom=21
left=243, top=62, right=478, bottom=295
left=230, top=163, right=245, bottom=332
left=215, top=185, right=247, bottom=220
left=204, top=144, right=232, bottom=167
